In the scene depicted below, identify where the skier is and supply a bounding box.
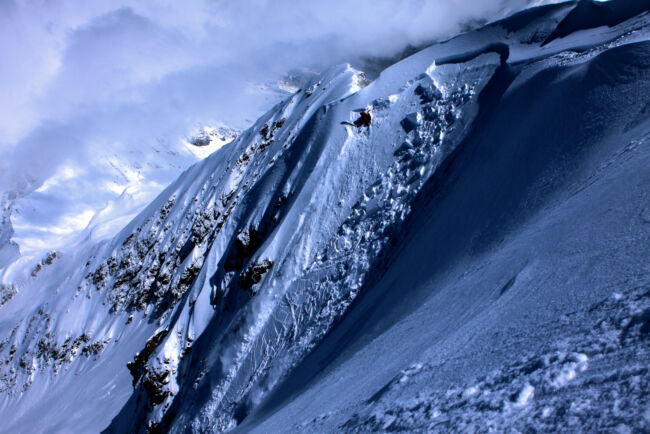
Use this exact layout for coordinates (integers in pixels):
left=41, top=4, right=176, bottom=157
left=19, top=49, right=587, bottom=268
left=340, top=109, right=372, bottom=128
left=353, top=110, right=372, bottom=127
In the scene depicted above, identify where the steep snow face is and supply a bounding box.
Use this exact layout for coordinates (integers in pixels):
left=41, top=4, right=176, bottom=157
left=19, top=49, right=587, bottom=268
left=240, top=2, right=650, bottom=433
left=0, top=1, right=649, bottom=432
left=105, top=53, right=505, bottom=432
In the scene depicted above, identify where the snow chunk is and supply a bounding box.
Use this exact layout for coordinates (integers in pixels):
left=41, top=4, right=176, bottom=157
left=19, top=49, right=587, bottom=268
left=425, top=60, right=437, bottom=78
left=551, top=353, right=588, bottom=388
left=514, top=384, right=535, bottom=406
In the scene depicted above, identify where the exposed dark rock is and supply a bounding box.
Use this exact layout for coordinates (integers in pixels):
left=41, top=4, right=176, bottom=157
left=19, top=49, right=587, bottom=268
left=127, top=329, right=169, bottom=386
left=30, top=251, right=61, bottom=278
left=191, top=135, right=211, bottom=147
left=273, top=119, right=285, bottom=130
left=260, top=124, right=270, bottom=140
left=142, top=370, right=170, bottom=405
left=240, top=259, right=274, bottom=293
left=81, top=339, right=110, bottom=357
left=224, top=228, right=264, bottom=272
left=30, top=264, right=42, bottom=278
left=43, top=251, right=58, bottom=265
left=0, top=284, right=16, bottom=307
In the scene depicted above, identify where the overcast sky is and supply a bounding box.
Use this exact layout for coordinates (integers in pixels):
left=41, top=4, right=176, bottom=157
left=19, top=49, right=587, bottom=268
left=0, top=0, right=553, bottom=260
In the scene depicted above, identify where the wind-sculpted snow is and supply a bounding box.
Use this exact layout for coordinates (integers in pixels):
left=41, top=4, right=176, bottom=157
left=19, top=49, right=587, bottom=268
left=0, top=1, right=649, bottom=432
left=106, top=47, right=504, bottom=433
left=339, top=285, right=650, bottom=433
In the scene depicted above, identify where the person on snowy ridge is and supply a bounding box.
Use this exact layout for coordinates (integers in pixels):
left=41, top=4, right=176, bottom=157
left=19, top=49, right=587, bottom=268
left=353, top=110, right=372, bottom=127
left=341, top=109, right=372, bottom=128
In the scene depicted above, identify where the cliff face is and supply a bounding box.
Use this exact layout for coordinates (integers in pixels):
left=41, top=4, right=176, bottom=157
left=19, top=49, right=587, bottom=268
left=0, top=1, right=649, bottom=432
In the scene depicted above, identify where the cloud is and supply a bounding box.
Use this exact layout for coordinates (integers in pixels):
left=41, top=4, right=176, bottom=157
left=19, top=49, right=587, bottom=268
left=0, top=0, right=554, bottom=260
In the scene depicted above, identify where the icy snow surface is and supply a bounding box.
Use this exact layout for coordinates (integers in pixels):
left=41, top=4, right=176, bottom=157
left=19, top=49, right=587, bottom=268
left=1, top=0, right=649, bottom=432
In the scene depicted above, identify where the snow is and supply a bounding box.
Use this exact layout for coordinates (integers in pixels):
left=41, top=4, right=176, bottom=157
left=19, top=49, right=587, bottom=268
left=0, top=0, right=649, bottom=432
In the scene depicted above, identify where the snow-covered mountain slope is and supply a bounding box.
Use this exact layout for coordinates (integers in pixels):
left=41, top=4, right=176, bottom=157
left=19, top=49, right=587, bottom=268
left=1, top=123, right=237, bottom=269
left=1, top=1, right=649, bottom=432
